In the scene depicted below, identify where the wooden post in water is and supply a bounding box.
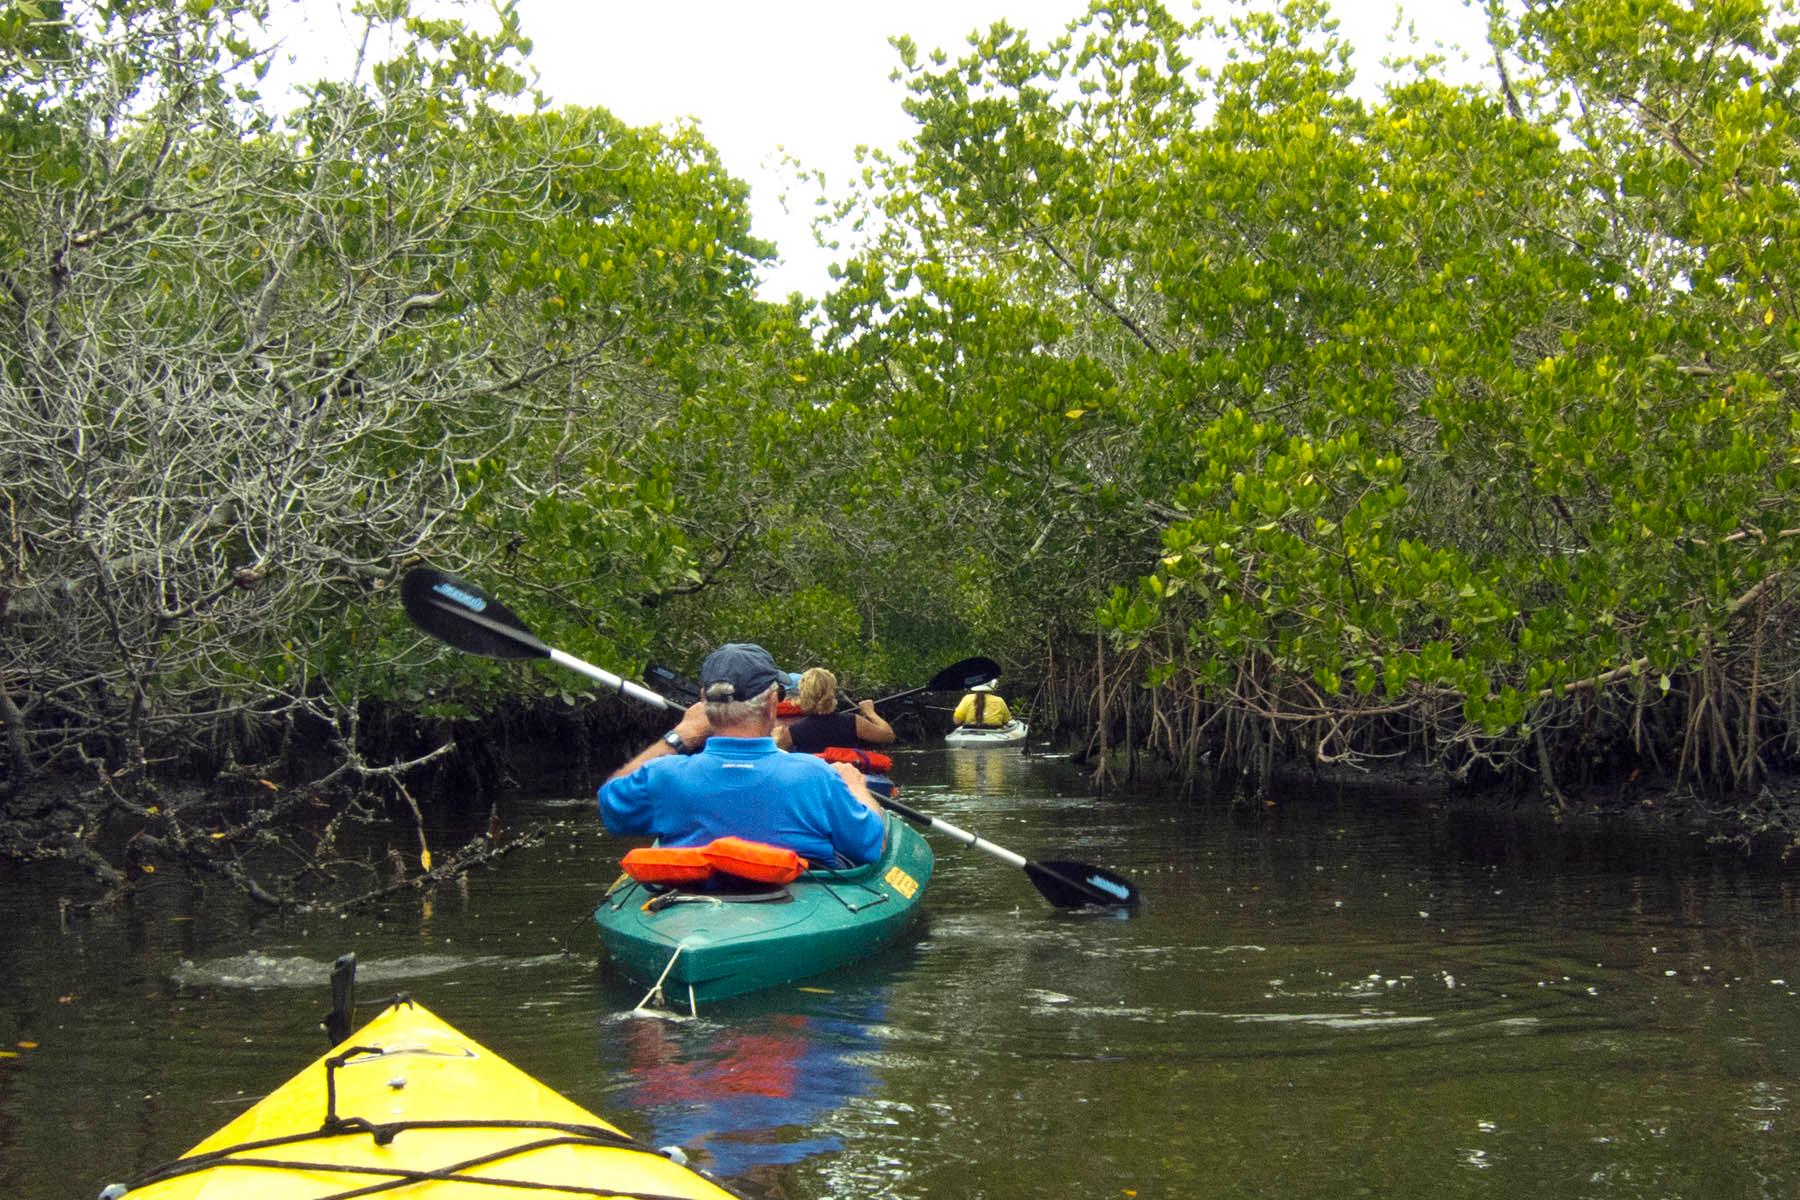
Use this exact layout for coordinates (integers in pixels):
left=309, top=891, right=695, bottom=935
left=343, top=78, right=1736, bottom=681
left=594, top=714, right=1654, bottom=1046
left=326, top=952, right=357, bottom=1046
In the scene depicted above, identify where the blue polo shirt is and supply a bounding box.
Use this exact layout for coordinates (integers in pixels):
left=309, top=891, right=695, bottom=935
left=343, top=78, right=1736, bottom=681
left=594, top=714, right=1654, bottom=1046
left=597, top=736, right=886, bottom=867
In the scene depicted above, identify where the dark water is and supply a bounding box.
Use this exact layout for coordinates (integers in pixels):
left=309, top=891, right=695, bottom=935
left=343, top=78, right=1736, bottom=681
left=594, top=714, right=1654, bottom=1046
left=2, top=746, right=1796, bottom=1199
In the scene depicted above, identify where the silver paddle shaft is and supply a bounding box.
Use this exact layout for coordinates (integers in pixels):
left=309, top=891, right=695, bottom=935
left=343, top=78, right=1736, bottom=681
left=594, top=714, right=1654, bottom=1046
left=909, top=810, right=1028, bottom=870
left=548, top=649, right=674, bottom=711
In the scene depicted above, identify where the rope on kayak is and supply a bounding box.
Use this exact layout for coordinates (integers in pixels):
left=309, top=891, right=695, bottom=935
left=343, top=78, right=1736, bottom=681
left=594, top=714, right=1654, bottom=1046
left=323, top=1044, right=387, bottom=1135
left=812, top=876, right=891, bottom=914
left=634, top=942, right=697, bottom=1017
left=105, top=1002, right=758, bottom=1200
left=114, top=1123, right=736, bottom=1199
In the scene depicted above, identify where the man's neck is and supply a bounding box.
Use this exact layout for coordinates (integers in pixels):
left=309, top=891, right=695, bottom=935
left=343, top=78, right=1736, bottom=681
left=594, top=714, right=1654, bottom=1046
left=710, top=722, right=774, bottom=740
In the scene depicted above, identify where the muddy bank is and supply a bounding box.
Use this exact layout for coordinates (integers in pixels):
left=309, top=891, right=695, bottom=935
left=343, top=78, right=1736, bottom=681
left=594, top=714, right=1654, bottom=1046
left=1259, top=760, right=1800, bottom=866
left=1064, top=735, right=1800, bottom=867
left=10, top=698, right=1796, bottom=913
left=0, top=695, right=661, bottom=910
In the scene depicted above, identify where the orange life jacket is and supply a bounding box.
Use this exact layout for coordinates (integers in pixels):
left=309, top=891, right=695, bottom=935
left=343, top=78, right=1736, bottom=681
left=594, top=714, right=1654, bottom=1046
left=620, top=837, right=809, bottom=886
left=701, top=836, right=808, bottom=884
left=816, top=745, right=893, bottom=774
left=620, top=845, right=714, bottom=885
left=776, top=699, right=806, bottom=719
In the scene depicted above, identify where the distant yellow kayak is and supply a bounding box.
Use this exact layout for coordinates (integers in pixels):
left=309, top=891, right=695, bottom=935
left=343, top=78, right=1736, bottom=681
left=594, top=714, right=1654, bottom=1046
left=117, top=1000, right=740, bottom=1199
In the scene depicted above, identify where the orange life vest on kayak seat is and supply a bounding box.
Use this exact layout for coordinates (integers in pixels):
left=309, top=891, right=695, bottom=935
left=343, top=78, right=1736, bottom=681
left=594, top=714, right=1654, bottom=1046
left=621, top=837, right=809, bottom=886
left=619, top=845, right=714, bottom=885
left=816, top=746, right=893, bottom=774
left=702, top=836, right=808, bottom=884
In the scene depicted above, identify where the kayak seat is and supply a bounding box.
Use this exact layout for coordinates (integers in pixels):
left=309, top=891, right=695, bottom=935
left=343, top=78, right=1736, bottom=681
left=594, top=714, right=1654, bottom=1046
left=643, top=883, right=793, bottom=912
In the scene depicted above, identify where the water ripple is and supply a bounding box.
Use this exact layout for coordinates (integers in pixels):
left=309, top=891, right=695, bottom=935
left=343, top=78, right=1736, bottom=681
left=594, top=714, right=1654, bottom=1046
left=169, top=950, right=572, bottom=989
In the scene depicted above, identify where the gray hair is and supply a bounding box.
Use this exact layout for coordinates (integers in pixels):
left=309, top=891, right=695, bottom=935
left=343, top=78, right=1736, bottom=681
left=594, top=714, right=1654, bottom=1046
left=705, top=684, right=779, bottom=728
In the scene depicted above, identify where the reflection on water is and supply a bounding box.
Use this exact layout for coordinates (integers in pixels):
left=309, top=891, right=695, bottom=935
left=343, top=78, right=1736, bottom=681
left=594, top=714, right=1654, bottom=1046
left=945, top=743, right=1022, bottom=795
left=2, top=758, right=1798, bottom=1200
left=597, top=994, right=886, bottom=1179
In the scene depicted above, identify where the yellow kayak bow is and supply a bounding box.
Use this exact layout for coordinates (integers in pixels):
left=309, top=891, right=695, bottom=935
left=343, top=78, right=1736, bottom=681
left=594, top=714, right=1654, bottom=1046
left=116, top=1000, right=740, bottom=1199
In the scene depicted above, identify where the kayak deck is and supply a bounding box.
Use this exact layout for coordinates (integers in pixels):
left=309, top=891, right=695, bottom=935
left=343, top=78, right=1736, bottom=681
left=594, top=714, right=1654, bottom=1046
left=594, top=812, right=932, bottom=1011
left=945, top=719, right=1028, bottom=746
left=116, top=1000, right=740, bottom=1199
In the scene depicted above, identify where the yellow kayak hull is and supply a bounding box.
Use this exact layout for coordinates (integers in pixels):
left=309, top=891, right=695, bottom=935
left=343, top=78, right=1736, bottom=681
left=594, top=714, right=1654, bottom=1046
left=121, top=1000, right=737, bottom=1199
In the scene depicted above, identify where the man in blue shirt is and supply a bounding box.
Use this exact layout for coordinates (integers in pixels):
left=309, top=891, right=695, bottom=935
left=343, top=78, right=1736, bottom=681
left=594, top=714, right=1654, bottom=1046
left=598, top=642, right=887, bottom=867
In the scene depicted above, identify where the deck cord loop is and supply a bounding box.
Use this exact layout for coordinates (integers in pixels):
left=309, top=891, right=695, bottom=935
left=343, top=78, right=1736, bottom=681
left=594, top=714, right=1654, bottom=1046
left=635, top=942, right=690, bottom=1014
left=115, top=1121, right=732, bottom=1198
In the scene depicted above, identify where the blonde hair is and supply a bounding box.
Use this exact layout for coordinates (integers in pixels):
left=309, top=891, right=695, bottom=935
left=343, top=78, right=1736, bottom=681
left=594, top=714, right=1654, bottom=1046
left=796, top=667, right=838, bottom=714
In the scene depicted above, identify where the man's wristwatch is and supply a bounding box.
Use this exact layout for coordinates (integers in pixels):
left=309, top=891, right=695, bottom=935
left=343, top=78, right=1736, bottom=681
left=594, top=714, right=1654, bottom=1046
left=661, top=730, right=688, bottom=753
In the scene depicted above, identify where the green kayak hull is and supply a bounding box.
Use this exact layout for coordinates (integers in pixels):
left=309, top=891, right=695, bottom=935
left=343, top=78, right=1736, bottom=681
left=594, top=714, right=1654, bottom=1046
left=594, top=812, right=933, bottom=1006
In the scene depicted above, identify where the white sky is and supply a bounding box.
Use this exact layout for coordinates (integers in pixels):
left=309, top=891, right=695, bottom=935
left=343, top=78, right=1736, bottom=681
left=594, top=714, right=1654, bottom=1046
left=271, top=1, right=1496, bottom=300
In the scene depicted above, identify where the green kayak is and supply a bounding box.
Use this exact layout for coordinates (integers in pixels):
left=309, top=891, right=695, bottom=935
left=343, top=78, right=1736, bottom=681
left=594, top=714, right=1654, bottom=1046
left=594, top=812, right=933, bottom=1011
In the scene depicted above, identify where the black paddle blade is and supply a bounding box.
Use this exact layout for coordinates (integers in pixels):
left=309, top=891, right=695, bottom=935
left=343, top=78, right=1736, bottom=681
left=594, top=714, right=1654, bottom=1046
left=927, top=656, right=1003, bottom=692
left=401, top=567, right=550, bottom=661
left=643, top=662, right=700, bottom=704
left=1025, top=859, right=1141, bottom=909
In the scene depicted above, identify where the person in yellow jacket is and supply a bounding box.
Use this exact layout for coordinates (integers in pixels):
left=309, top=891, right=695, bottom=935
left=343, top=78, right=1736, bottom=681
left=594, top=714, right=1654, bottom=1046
left=952, top=681, right=1012, bottom=728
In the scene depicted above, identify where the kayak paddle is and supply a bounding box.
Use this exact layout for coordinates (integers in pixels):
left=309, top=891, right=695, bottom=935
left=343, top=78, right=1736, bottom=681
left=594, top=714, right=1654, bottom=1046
left=643, top=662, right=700, bottom=704
left=400, top=567, right=671, bottom=709
left=646, top=655, right=999, bottom=713
left=878, top=793, right=1139, bottom=908
left=400, top=567, right=1139, bottom=910
left=867, top=656, right=1001, bottom=708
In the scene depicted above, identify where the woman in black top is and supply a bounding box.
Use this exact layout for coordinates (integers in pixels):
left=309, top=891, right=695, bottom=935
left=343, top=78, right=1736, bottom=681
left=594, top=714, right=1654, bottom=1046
left=779, top=667, right=896, bottom=753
